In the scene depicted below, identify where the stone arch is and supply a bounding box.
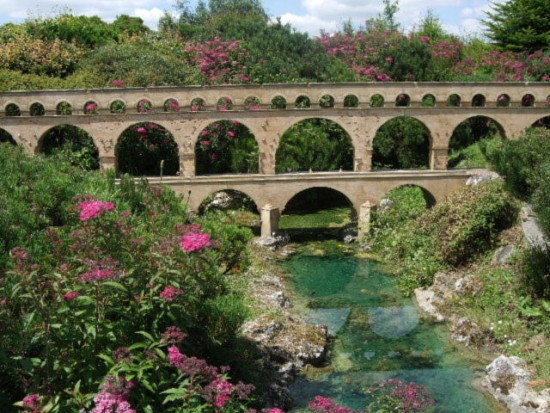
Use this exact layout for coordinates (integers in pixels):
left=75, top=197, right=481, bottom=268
left=0, top=128, right=17, bottom=145
left=344, top=94, right=359, bottom=108
left=421, top=94, right=436, bottom=107
left=30, top=102, right=45, bottom=116
left=84, top=101, right=99, bottom=114
left=282, top=187, right=355, bottom=213
left=137, top=98, right=153, bottom=113
left=497, top=93, right=511, bottom=107
left=447, top=93, right=461, bottom=107
left=395, top=93, right=411, bottom=107
left=370, top=93, right=384, bottom=107
left=110, top=99, right=127, bottom=114
left=116, top=122, right=179, bottom=176
left=447, top=116, right=506, bottom=169
left=36, top=124, right=100, bottom=170
left=271, top=95, right=287, bottom=109
left=319, top=94, right=335, bottom=108
left=5, top=103, right=21, bottom=116
left=195, top=120, right=259, bottom=175
left=382, top=184, right=437, bottom=208
left=191, top=97, right=206, bottom=111
left=275, top=117, right=354, bottom=173
left=295, top=95, right=311, bottom=109
left=56, top=101, right=72, bottom=115
left=164, top=98, right=181, bottom=112
left=244, top=96, right=261, bottom=110
left=472, top=94, right=486, bottom=107
left=372, top=116, right=431, bottom=170
left=198, top=189, right=260, bottom=215
left=217, top=96, right=234, bottom=111
left=521, top=93, right=535, bottom=107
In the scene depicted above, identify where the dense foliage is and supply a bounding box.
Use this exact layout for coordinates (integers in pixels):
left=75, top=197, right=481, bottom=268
left=0, top=146, right=255, bottom=412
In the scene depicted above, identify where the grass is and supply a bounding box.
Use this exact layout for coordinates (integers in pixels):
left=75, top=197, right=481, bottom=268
left=279, top=207, right=353, bottom=229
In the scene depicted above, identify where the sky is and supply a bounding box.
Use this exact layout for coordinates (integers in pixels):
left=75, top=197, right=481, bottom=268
left=0, top=0, right=502, bottom=38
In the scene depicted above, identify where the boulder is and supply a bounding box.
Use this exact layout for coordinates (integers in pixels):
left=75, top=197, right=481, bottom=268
left=485, top=355, right=550, bottom=413
left=492, top=245, right=517, bottom=266
left=466, top=171, right=500, bottom=187
left=414, top=288, right=447, bottom=322
left=522, top=206, right=550, bottom=251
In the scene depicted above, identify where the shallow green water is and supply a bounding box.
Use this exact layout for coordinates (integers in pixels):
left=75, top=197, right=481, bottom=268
left=284, top=249, right=504, bottom=412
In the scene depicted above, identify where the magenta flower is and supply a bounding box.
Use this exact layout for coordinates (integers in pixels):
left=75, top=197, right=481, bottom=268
left=160, top=285, right=184, bottom=302
left=202, top=140, right=211, bottom=146
left=22, top=393, right=41, bottom=411
left=162, top=326, right=187, bottom=344
left=80, top=269, right=117, bottom=283
left=64, top=291, right=80, bottom=301
left=168, top=345, right=185, bottom=369
left=181, top=232, right=212, bottom=252
left=266, top=409, right=285, bottom=413
left=113, top=79, right=126, bottom=88
left=79, top=200, right=116, bottom=221
left=227, top=130, right=236, bottom=138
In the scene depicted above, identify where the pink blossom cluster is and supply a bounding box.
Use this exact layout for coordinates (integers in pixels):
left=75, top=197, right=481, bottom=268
left=379, top=379, right=435, bottom=413
left=162, top=325, right=187, bottom=344
left=160, top=285, right=184, bottom=302
left=181, top=231, right=212, bottom=252
left=79, top=258, right=120, bottom=283
left=309, top=395, right=357, bottom=413
left=92, top=376, right=136, bottom=413
left=186, top=37, right=252, bottom=84
left=63, top=291, right=80, bottom=301
left=22, top=393, right=42, bottom=413
left=85, top=102, right=98, bottom=113
left=79, top=200, right=116, bottom=221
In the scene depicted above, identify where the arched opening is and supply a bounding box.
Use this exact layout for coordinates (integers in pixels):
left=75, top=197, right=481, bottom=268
left=370, top=94, right=384, bottom=107
left=276, top=118, right=354, bottom=173
left=295, top=95, right=311, bottom=109
left=164, top=98, right=180, bottom=112
left=5, top=103, right=21, bottom=116
left=372, top=116, right=431, bottom=170
left=344, top=95, right=359, bottom=108
left=56, top=102, right=72, bottom=115
left=422, top=94, right=436, bottom=107
left=448, top=116, right=505, bottom=169
left=320, top=95, right=334, bottom=108
left=395, top=93, right=410, bottom=107
left=137, top=99, right=153, bottom=113
left=217, top=97, right=233, bottom=111
left=532, top=116, right=550, bottom=129
left=116, top=122, right=179, bottom=176
left=110, top=100, right=126, bottom=114
left=497, top=94, right=510, bottom=107
left=244, top=96, right=261, bottom=110
left=198, top=190, right=260, bottom=233
left=271, top=96, right=286, bottom=109
left=195, top=120, right=259, bottom=175
left=84, top=101, right=99, bottom=115
left=30, top=103, right=45, bottom=116
left=281, top=187, right=355, bottom=241
left=472, top=94, right=486, bottom=107
left=521, top=94, right=535, bottom=107
left=38, top=125, right=99, bottom=170
left=191, top=98, right=206, bottom=111
left=447, top=94, right=461, bottom=107
left=0, top=128, right=16, bottom=145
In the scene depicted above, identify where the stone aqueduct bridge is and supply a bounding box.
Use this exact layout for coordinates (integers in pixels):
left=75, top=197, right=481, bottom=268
left=1, top=82, right=549, bottom=236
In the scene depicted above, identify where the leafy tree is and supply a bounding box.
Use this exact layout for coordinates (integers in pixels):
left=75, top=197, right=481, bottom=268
left=111, top=15, right=150, bottom=38
left=276, top=119, right=354, bottom=172
left=484, top=0, right=550, bottom=52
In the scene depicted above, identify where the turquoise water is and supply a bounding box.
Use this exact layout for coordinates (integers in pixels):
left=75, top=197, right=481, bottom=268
left=284, top=250, right=505, bottom=412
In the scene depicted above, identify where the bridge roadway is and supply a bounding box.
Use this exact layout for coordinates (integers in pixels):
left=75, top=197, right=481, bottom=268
left=145, top=168, right=477, bottom=237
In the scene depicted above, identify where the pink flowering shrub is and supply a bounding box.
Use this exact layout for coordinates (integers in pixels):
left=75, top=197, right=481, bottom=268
left=186, top=37, right=252, bottom=84
left=181, top=231, right=212, bottom=252
left=0, top=163, right=253, bottom=412
left=79, top=200, right=116, bottom=221
left=367, top=379, right=435, bottom=413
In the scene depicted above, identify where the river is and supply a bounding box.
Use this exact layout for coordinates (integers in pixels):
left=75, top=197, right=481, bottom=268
left=281, top=242, right=506, bottom=412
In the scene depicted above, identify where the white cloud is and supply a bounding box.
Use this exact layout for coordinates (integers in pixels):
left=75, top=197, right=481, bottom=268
left=461, top=8, right=474, bottom=17
left=134, top=8, right=166, bottom=29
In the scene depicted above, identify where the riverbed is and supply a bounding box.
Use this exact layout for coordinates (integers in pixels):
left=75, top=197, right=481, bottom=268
left=281, top=242, right=506, bottom=412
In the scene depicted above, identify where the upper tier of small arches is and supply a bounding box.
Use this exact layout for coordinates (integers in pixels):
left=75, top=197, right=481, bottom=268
left=1, top=83, right=549, bottom=117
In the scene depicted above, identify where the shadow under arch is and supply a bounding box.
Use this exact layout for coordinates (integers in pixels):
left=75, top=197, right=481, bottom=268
left=276, top=118, right=354, bottom=173
left=0, top=128, right=17, bottom=145
left=116, top=122, right=179, bottom=176
left=447, top=115, right=506, bottom=169
left=281, top=187, right=356, bottom=242
left=37, top=124, right=99, bottom=170
left=531, top=115, right=550, bottom=129
left=195, top=120, right=259, bottom=175
left=372, top=116, right=431, bottom=170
